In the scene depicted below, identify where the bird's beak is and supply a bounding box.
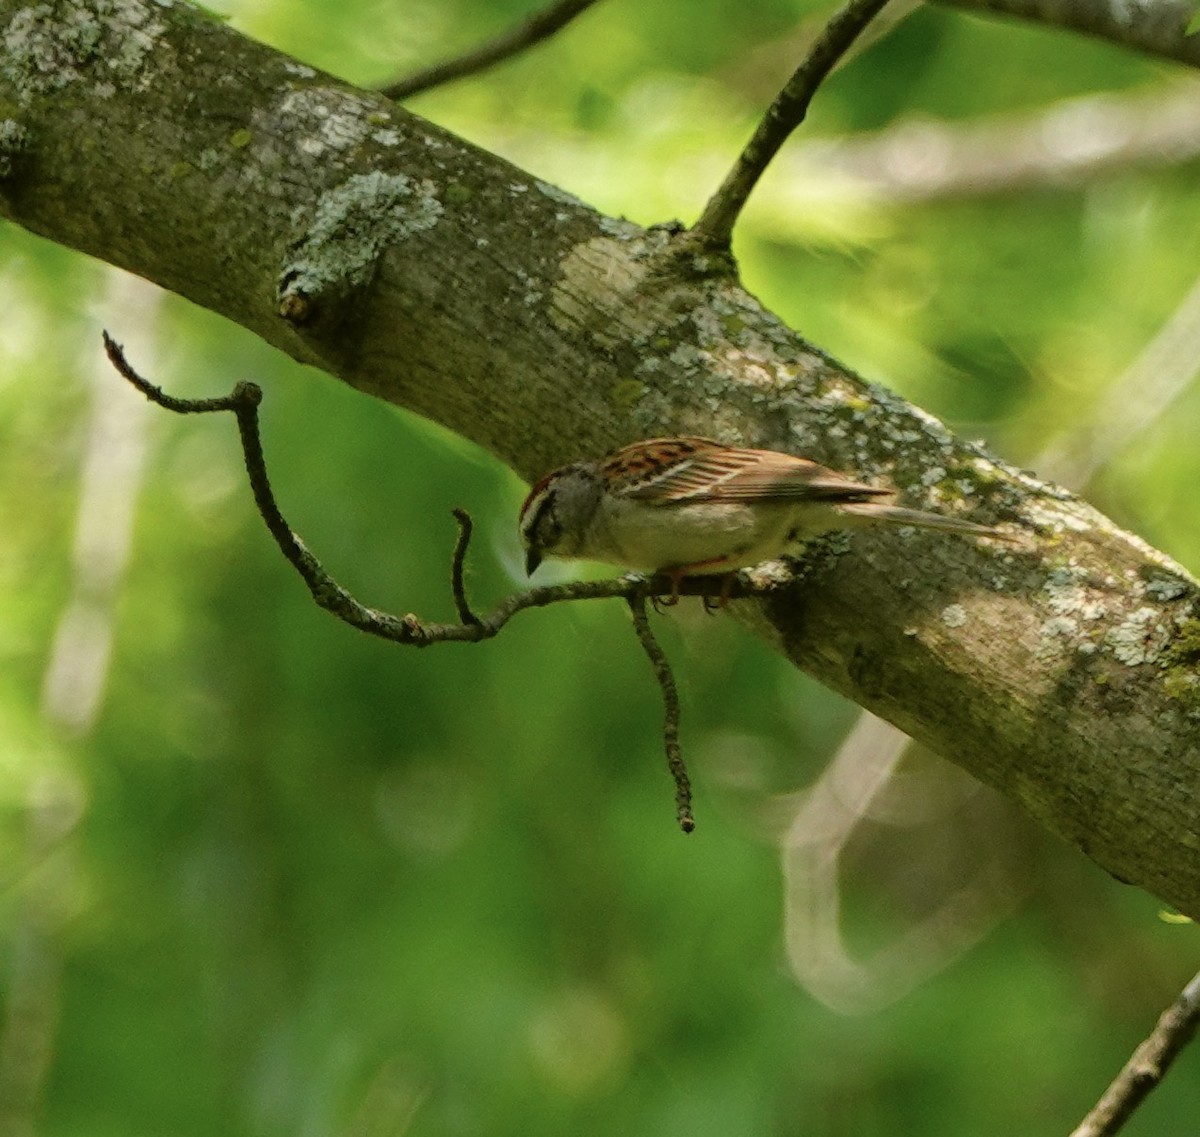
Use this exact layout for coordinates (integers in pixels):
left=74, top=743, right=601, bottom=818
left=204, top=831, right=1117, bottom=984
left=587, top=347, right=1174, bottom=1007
left=524, top=548, right=542, bottom=577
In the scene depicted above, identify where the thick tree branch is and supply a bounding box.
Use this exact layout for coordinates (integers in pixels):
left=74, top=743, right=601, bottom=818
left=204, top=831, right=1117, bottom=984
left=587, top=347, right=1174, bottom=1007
left=381, top=0, right=603, bottom=100
left=2, top=2, right=1200, bottom=919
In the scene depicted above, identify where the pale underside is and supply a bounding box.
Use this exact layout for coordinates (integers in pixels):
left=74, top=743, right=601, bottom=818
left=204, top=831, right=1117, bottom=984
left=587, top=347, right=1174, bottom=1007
left=583, top=496, right=854, bottom=573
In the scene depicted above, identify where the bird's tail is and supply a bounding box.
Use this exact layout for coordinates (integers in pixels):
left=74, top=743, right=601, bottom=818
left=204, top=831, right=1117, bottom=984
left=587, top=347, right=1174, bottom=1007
left=837, top=502, right=1018, bottom=542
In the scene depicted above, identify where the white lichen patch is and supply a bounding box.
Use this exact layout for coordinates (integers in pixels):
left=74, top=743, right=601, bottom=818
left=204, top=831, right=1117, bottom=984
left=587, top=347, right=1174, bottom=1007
left=281, top=171, right=442, bottom=298
left=1035, top=564, right=1120, bottom=659
left=741, top=559, right=795, bottom=590
left=787, top=420, right=819, bottom=453
left=278, top=86, right=383, bottom=159
left=940, top=604, right=967, bottom=628
left=904, top=400, right=955, bottom=440
left=1121, top=530, right=1197, bottom=582
left=534, top=180, right=589, bottom=212
left=1107, top=606, right=1172, bottom=666
left=1007, top=465, right=1064, bottom=496
left=1036, top=615, right=1080, bottom=661
left=667, top=342, right=704, bottom=369
left=740, top=362, right=775, bottom=388
left=512, top=267, right=542, bottom=307
left=0, top=119, right=28, bottom=176
left=1146, top=575, right=1189, bottom=602
left=920, top=465, right=947, bottom=487
left=2, top=0, right=166, bottom=97
left=1043, top=565, right=1106, bottom=620
left=597, top=216, right=641, bottom=241
left=690, top=304, right=731, bottom=345
left=1109, top=0, right=1155, bottom=27
left=969, top=455, right=1010, bottom=484
left=1022, top=498, right=1095, bottom=534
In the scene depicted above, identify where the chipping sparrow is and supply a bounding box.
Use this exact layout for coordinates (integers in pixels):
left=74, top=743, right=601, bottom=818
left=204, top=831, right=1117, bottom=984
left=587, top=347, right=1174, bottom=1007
left=519, top=436, right=1012, bottom=578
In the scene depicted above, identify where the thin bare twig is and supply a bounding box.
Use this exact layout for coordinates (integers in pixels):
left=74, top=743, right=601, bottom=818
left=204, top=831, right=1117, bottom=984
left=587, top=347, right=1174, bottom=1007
left=690, top=0, right=894, bottom=252
left=103, top=333, right=756, bottom=647
left=1070, top=969, right=1200, bottom=1137
left=627, top=596, right=694, bottom=833
left=450, top=508, right=482, bottom=626
left=382, top=0, right=603, bottom=101
left=104, top=334, right=768, bottom=829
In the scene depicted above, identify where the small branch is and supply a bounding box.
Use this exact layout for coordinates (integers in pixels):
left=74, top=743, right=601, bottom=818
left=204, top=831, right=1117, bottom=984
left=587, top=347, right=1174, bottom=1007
left=1070, top=968, right=1200, bottom=1137
left=103, top=331, right=247, bottom=416
left=627, top=596, right=694, bottom=834
left=450, top=508, right=482, bottom=626
left=381, top=0, right=603, bottom=100
left=104, top=334, right=768, bottom=829
left=106, top=332, right=755, bottom=645
left=690, top=0, right=894, bottom=252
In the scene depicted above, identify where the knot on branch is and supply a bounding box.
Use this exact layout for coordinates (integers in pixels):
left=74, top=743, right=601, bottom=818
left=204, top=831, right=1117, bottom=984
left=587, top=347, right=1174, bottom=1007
left=277, top=171, right=444, bottom=332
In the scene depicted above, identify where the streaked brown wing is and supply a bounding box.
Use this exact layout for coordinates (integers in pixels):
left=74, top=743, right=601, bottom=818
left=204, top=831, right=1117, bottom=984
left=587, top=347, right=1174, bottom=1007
left=599, top=437, right=720, bottom=496
left=608, top=439, right=891, bottom=505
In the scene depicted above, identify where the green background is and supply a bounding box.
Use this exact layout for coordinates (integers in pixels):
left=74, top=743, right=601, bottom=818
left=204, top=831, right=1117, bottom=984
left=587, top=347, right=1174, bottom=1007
left=2, top=1, right=1199, bottom=1134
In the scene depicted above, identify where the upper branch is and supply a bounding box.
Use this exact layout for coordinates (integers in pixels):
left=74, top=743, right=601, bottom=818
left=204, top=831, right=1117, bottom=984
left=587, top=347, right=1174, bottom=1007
left=690, top=0, right=895, bottom=252
left=381, top=0, right=603, bottom=100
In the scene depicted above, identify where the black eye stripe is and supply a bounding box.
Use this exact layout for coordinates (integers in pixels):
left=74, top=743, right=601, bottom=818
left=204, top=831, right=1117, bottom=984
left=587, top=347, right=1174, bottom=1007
left=524, top=492, right=557, bottom=541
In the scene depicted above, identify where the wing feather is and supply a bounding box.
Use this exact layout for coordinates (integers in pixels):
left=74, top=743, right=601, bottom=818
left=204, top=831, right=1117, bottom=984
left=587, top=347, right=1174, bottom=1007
left=604, top=438, right=891, bottom=505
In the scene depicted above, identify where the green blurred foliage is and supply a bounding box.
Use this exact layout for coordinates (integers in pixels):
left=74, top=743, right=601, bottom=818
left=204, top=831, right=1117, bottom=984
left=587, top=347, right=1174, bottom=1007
left=2, top=1, right=1200, bottom=1135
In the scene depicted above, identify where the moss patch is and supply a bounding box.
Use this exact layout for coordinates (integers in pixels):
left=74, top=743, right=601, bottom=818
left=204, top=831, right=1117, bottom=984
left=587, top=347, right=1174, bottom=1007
left=1161, top=618, right=1200, bottom=711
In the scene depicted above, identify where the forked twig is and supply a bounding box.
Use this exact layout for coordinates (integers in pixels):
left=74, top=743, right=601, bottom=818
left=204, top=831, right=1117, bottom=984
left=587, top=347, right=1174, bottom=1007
left=690, top=0, right=894, bottom=252
left=1070, top=967, right=1200, bottom=1137
left=382, top=0, right=603, bottom=100
left=104, top=333, right=745, bottom=828
left=627, top=596, right=694, bottom=833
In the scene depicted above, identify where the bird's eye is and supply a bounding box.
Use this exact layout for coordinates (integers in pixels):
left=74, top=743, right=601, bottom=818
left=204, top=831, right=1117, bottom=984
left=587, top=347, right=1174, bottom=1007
left=522, top=493, right=560, bottom=549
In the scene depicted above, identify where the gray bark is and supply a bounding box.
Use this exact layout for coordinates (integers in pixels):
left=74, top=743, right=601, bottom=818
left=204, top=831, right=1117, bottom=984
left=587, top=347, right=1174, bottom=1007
left=1, top=0, right=1197, bottom=916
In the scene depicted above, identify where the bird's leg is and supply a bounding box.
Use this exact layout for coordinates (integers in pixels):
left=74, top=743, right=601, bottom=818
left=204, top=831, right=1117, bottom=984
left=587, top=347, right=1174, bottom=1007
left=651, top=567, right=686, bottom=612
left=702, top=572, right=739, bottom=614
left=652, top=557, right=731, bottom=610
